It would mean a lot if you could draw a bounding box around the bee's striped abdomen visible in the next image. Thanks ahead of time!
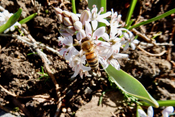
[85,51,98,69]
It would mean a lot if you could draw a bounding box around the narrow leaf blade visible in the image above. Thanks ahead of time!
[0,8,22,33]
[125,0,137,26]
[105,65,159,108]
[19,13,37,24]
[129,8,175,30]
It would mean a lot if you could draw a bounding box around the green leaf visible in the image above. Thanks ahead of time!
[125,0,137,27]
[105,65,159,108]
[0,8,22,33]
[19,13,37,24]
[129,8,175,30]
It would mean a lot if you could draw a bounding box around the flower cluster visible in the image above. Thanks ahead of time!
[0,6,21,33]
[55,5,139,78]
[138,106,174,117]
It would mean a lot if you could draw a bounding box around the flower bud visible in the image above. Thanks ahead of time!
[66,26,76,34]
[63,17,72,26]
[62,11,71,17]
[71,14,79,23]
[54,7,62,14]
[80,10,91,25]
[76,29,86,41]
[57,14,63,24]
[60,24,67,30]
[59,29,72,37]
[73,21,82,31]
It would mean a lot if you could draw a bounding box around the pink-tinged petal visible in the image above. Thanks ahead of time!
[93,27,105,39]
[91,20,98,30]
[147,106,154,117]
[91,5,97,14]
[110,59,120,70]
[101,33,109,41]
[97,18,110,26]
[98,56,109,69]
[64,36,73,45]
[85,21,92,37]
[94,40,110,47]
[76,29,86,41]
[80,10,91,25]
[98,11,111,18]
[138,109,147,117]
[65,47,79,60]
[59,48,67,56]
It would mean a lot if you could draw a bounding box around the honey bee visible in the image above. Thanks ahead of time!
[81,37,99,70]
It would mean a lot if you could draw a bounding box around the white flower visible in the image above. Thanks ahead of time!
[123,31,139,51]
[76,21,106,41]
[58,36,79,60]
[138,106,174,117]
[90,5,111,30]
[94,40,128,70]
[110,9,123,37]
[162,106,174,117]
[69,52,91,78]
[138,106,154,117]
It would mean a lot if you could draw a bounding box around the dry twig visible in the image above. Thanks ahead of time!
[131,28,152,42]
[137,45,167,56]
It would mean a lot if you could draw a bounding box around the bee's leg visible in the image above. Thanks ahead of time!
[91,69,101,77]
[96,69,101,77]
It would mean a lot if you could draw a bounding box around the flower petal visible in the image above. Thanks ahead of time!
[147,106,154,117]
[130,43,136,50]
[93,27,105,39]
[101,33,109,41]
[71,65,80,78]
[85,21,92,37]
[123,42,129,51]
[91,20,98,30]
[98,11,111,19]
[99,56,109,69]
[162,106,174,117]
[76,29,86,41]
[110,59,120,70]
[97,18,110,26]
[138,109,147,117]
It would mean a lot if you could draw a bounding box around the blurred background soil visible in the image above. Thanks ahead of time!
[0,0,175,116]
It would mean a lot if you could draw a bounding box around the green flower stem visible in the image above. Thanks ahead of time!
[71,0,76,14]
[141,100,175,107]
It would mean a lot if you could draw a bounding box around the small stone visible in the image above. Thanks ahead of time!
[84,87,92,94]
[62,108,67,113]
